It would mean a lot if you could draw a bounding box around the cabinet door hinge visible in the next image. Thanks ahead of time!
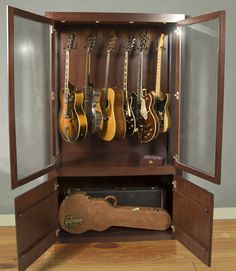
[54,183,59,191]
[172,180,177,189]
[173,154,178,162]
[50,26,56,35]
[174,91,179,100]
[171,225,176,233]
[56,228,60,237]
[51,91,56,101]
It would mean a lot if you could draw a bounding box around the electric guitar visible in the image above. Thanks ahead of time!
[58,34,88,143]
[131,34,159,143]
[151,33,171,133]
[83,34,103,133]
[123,36,137,136]
[98,36,126,141]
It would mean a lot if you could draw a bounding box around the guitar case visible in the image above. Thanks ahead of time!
[59,192,171,234]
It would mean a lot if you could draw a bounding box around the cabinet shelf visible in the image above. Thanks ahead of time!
[57,152,174,177]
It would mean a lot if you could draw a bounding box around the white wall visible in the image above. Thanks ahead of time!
[0,0,236,214]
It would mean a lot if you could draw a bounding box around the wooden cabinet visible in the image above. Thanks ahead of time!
[7,6,225,271]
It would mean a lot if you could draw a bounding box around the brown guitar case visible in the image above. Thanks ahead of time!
[59,192,171,234]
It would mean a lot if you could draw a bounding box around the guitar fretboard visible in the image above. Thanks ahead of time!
[155,34,165,99]
[123,51,129,104]
[137,51,144,106]
[64,50,70,96]
[104,49,111,99]
[84,49,92,113]
[155,48,163,98]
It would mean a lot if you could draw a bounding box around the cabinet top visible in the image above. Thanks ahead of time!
[45,12,185,24]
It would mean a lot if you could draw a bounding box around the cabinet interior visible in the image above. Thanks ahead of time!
[55,21,177,176]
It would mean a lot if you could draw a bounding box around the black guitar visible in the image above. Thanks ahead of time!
[123,36,137,135]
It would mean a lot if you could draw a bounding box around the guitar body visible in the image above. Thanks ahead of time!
[74,89,88,140]
[152,92,171,133]
[124,96,137,135]
[84,86,103,133]
[98,87,117,141]
[132,92,159,143]
[91,89,104,133]
[114,88,126,140]
[58,86,88,143]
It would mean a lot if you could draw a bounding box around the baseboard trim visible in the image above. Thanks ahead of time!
[0,208,236,226]
[213,207,236,219]
[0,214,15,226]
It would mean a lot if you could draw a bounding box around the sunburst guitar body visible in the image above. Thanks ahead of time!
[58,85,88,142]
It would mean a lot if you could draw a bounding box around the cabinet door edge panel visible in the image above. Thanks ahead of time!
[172,176,214,266]
[15,177,58,271]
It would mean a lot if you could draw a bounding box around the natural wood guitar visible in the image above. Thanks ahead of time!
[131,34,159,143]
[59,192,171,234]
[98,36,126,141]
[151,33,171,133]
[123,36,137,136]
[58,33,88,142]
[82,34,103,133]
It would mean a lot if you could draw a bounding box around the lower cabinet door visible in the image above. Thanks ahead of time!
[172,175,214,266]
[15,177,58,271]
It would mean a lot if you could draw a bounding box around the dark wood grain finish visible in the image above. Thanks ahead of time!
[8,6,18,188]
[172,176,214,266]
[46,12,185,23]
[214,11,225,184]
[15,178,58,271]
[9,5,54,24]
[177,10,225,26]
[175,11,225,184]
[51,29,57,158]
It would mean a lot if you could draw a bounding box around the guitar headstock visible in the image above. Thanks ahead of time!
[87,33,96,51]
[139,34,150,52]
[157,33,165,51]
[126,35,136,52]
[66,33,76,50]
[107,35,118,51]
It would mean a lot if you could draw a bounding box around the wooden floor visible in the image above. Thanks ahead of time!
[0,220,236,271]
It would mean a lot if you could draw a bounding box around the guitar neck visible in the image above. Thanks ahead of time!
[104,49,111,98]
[137,51,144,105]
[155,46,163,99]
[84,49,91,88]
[64,50,70,95]
[123,51,129,104]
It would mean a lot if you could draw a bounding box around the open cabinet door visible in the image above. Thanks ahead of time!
[173,11,225,266]
[15,176,58,271]
[174,11,225,184]
[8,6,57,189]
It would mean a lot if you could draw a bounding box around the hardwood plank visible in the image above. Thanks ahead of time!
[0,220,236,271]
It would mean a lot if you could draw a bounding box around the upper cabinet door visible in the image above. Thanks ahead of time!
[175,11,225,184]
[8,6,56,189]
